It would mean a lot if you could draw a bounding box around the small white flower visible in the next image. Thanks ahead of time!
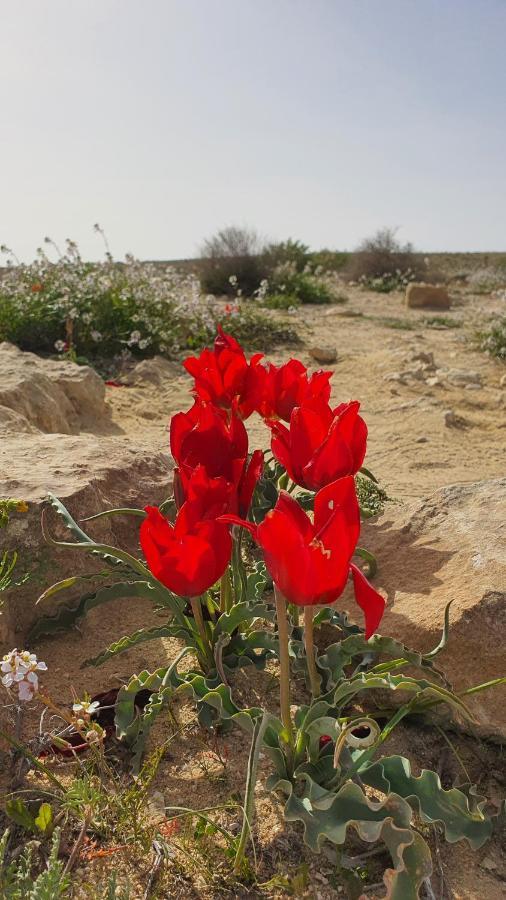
[72,699,100,717]
[228,275,238,286]
[90,330,102,342]
[138,338,149,350]
[54,339,66,352]
[129,330,141,345]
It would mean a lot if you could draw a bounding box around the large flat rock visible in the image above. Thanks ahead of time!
[362,478,506,738]
[0,434,172,645]
[0,342,107,433]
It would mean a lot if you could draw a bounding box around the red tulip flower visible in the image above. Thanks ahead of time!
[170,402,263,517]
[220,476,385,638]
[269,399,367,490]
[258,359,332,422]
[183,326,264,419]
[140,471,233,597]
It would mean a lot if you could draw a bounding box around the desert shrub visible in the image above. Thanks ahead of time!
[467,267,506,293]
[309,248,351,271]
[478,317,506,360]
[347,227,426,289]
[262,292,299,310]
[0,235,296,360]
[219,305,300,349]
[262,238,310,273]
[266,266,333,305]
[198,225,266,296]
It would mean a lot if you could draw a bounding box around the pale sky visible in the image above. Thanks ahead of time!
[1,0,505,261]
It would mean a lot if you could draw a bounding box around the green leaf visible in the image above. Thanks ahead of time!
[29,581,163,640]
[46,492,94,543]
[5,799,36,832]
[353,546,377,578]
[83,622,191,667]
[215,601,274,637]
[360,755,497,849]
[358,465,378,484]
[36,571,113,605]
[276,775,432,899]
[81,507,146,522]
[42,508,150,576]
[34,802,53,834]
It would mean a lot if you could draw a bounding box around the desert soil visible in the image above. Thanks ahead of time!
[20,286,506,898]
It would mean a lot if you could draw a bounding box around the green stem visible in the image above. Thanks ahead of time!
[304,606,321,699]
[233,712,270,874]
[190,595,214,671]
[220,569,233,614]
[274,587,294,751]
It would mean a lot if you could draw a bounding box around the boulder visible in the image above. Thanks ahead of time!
[0,342,107,434]
[123,356,180,387]
[0,434,172,646]
[405,283,451,309]
[361,478,506,738]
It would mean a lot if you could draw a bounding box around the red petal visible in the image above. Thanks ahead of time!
[314,477,360,557]
[350,563,386,639]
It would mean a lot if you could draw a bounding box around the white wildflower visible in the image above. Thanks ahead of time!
[1,649,47,702]
[54,340,66,352]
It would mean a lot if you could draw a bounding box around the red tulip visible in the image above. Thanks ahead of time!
[170,402,263,517]
[269,399,367,490]
[220,477,385,638]
[258,359,332,422]
[140,474,232,596]
[183,326,264,419]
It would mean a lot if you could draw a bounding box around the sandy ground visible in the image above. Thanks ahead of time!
[10,286,506,898]
[104,286,506,504]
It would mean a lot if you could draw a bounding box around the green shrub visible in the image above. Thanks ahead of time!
[262,238,310,273]
[262,292,300,310]
[267,268,332,305]
[478,317,506,360]
[0,236,297,360]
[309,249,351,271]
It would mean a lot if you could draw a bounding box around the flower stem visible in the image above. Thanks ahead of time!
[304,606,321,699]
[274,587,293,749]
[190,596,214,671]
[220,569,233,614]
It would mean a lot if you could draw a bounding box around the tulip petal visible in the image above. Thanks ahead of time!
[350,563,386,639]
[314,477,360,557]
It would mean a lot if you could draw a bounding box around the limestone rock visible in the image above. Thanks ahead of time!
[308,347,338,365]
[0,342,107,434]
[123,356,180,387]
[361,478,506,737]
[405,283,451,310]
[0,434,172,645]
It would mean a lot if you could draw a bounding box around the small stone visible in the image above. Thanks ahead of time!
[444,409,458,428]
[480,855,498,872]
[425,376,443,387]
[464,383,482,391]
[385,373,404,383]
[416,436,429,443]
[309,346,337,365]
[446,368,482,387]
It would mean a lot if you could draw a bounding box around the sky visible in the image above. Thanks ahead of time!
[1,0,505,261]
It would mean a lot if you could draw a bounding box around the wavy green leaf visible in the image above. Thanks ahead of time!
[360,755,498,849]
[81,507,146,522]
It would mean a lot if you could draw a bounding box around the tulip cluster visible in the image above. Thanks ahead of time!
[140,327,385,679]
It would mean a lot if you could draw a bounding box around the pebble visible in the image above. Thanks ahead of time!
[309,346,338,365]
[444,409,459,428]
[446,368,482,387]
[416,436,429,443]
[464,383,482,391]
